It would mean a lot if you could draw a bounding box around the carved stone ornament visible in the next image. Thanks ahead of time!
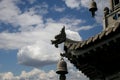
[51,26,66,48]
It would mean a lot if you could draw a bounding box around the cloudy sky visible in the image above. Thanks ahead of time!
[0,0,109,80]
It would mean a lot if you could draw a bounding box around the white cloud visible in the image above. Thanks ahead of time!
[28,2,48,15]
[60,17,82,25]
[0,0,21,24]
[0,19,82,67]
[59,17,84,29]
[66,30,82,41]
[17,27,82,67]
[0,68,89,80]
[28,0,36,4]
[74,25,94,31]
[63,0,109,9]
[53,5,65,12]
[59,18,93,32]
[63,0,90,9]
[0,0,102,80]
[0,0,89,67]
[0,0,46,31]
[63,0,81,9]
[83,0,109,24]
[63,0,110,24]
[17,41,61,67]
[17,11,44,31]
[95,0,109,24]
[18,68,57,80]
[81,0,90,8]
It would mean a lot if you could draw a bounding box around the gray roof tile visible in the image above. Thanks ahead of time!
[64,22,120,50]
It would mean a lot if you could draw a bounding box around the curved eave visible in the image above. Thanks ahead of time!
[64,22,120,52]
[63,22,120,79]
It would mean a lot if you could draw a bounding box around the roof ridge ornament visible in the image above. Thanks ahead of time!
[51,26,66,48]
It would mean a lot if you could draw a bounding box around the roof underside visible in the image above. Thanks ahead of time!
[64,22,120,79]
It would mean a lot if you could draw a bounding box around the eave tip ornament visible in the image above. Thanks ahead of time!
[51,26,66,48]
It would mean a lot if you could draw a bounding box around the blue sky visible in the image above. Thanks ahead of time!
[0,0,109,80]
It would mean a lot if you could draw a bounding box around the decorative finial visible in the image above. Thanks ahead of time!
[51,26,66,48]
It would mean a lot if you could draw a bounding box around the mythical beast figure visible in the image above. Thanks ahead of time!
[51,26,66,48]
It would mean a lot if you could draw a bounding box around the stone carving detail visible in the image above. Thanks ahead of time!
[51,26,66,48]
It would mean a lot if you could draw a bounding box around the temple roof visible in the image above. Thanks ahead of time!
[64,22,120,51]
[63,22,120,79]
